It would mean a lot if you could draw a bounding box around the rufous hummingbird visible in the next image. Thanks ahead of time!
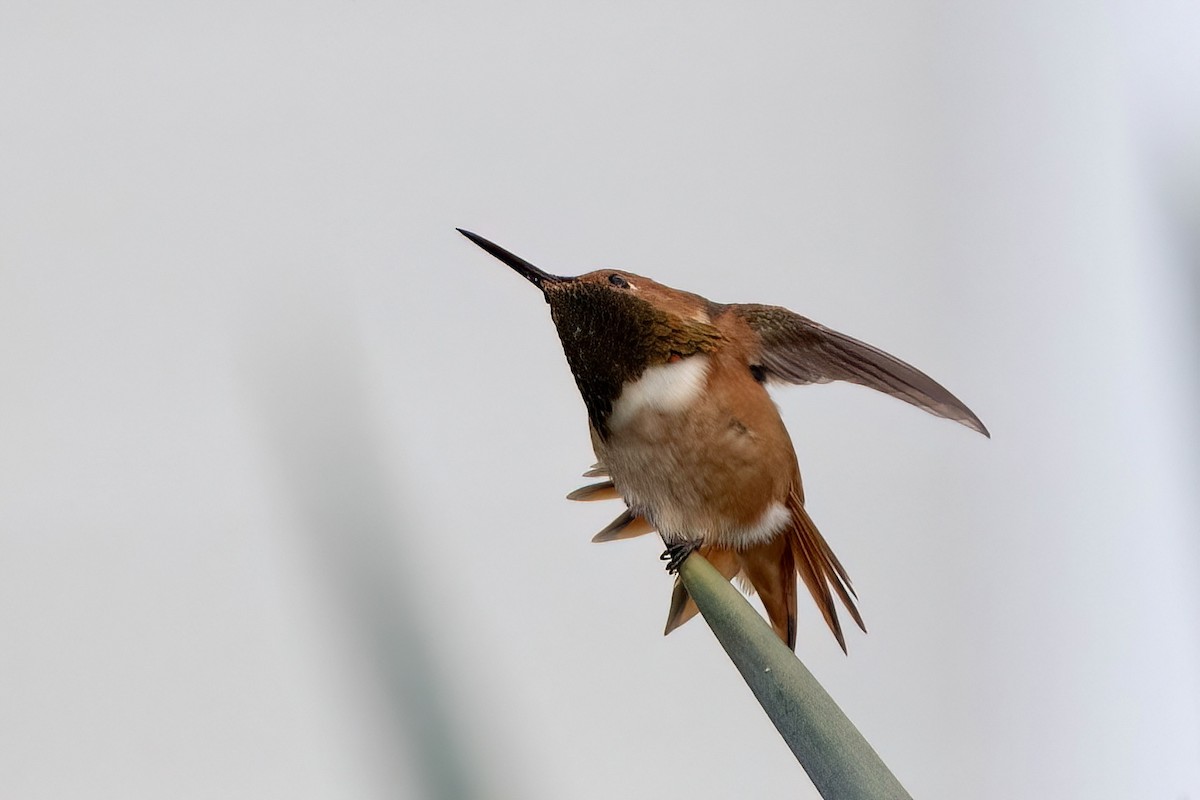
[458,229,988,652]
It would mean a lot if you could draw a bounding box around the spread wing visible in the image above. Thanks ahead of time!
[730,304,989,437]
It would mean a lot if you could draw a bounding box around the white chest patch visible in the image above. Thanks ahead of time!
[609,355,710,431]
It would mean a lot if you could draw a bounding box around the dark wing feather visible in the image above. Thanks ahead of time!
[731,304,989,437]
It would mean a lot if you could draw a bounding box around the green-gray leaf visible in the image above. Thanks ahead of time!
[678,553,913,800]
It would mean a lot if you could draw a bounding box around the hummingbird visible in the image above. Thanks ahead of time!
[458,229,988,652]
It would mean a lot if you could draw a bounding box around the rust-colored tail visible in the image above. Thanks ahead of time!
[662,489,865,652]
[571,472,865,652]
[779,488,865,652]
[736,533,800,648]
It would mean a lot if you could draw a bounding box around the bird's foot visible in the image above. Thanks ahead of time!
[660,540,700,574]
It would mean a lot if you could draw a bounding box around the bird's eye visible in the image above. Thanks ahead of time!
[608,273,631,289]
[749,364,767,383]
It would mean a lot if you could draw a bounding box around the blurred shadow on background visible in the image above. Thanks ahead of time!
[243,295,498,800]
[1171,172,1200,344]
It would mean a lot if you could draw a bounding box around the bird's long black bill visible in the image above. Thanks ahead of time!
[456,229,565,290]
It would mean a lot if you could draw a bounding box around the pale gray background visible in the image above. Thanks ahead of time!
[2,2,1198,799]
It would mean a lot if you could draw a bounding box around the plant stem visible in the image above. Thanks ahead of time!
[678,552,913,800]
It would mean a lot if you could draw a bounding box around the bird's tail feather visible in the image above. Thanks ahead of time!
[572,474,864,652]
[781,488,865,652]
[661,490,865,653]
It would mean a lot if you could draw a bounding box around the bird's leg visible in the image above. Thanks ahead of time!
[660,539,700,574]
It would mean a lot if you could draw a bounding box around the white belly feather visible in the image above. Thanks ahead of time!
[609,355,710,431]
